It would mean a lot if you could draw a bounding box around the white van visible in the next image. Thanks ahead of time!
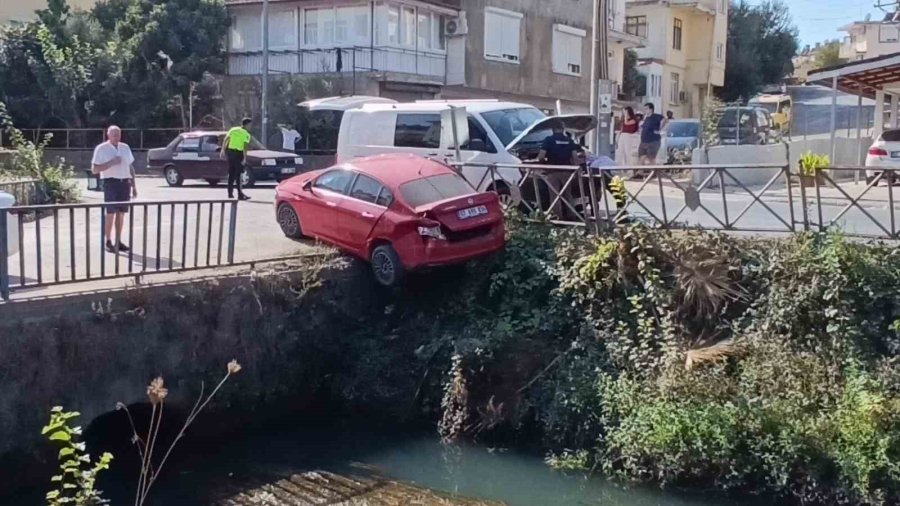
[336,100,596,205]
[0,190,17,257]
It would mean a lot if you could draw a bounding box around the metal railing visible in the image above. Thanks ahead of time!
[0,128,184,151]
[0,199,239,300]
[457,161,900,240]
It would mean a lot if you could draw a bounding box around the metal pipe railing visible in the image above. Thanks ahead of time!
[0,199,239,300]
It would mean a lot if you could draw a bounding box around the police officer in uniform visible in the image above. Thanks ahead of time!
[535,119,582,217]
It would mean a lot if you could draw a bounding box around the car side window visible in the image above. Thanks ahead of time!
[313,169,354,194]
[177,138,200,153]
[349,174,384,204]
[376,187,394,207]
[461,118,497,153]
[200,135,221,152]
[394,113,441,149]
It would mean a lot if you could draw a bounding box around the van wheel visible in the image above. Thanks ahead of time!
[493,183,520,211]
[371,244,405,287]
[866,175,878,186]
[164,166,183,187]
[277,203,303,238]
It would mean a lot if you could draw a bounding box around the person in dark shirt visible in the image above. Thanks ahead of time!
[538,121,580,166]
[638,103,664,165]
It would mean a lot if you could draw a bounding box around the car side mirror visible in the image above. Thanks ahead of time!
[303,180,312,191]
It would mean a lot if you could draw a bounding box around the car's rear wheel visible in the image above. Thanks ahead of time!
[164,166,183,187]
[371,244,405,287]
[205,179,220,187]
[276,202,303,238]
[240,170,255,188]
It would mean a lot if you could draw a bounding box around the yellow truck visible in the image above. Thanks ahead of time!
[749,94,792,135]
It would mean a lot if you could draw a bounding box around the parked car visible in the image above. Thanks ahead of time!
[275,154,506,287]
[665,119,701,164]
[749,93,792,133]
[0,190,17,257]
[716,107,775,145]
[336,100,596,206]
[148,131,305,188]
[865,128,900,185]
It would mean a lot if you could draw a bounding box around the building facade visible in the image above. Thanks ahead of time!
[0,0,98,24]
[224,0,642,113]
[625,0,727,118]
[839,14,900,62]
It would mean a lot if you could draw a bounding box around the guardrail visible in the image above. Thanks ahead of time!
[456,161,900,240]
[0,128,184,151]
[0,199,239,300]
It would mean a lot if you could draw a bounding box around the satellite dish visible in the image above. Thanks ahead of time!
[865,13,872,21]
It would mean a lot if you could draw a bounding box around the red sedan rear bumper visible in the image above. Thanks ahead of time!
[401,222,506,270]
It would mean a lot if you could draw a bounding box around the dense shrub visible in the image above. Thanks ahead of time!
[430,219,900,505]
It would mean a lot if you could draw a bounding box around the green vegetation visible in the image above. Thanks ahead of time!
[417,218,900,505]
[815,40,847,70]
[43,407,113,505]
[0,0,229,129]
[799,151,830,177]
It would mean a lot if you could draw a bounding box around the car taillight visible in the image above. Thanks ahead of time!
[417,220,445,240]
[869,147,888,156]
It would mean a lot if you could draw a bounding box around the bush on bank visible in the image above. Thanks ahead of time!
[431,216,900,505]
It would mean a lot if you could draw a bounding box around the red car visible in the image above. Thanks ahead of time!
[275,154,506,286]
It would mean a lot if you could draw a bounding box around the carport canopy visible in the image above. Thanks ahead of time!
[807,52,900,98]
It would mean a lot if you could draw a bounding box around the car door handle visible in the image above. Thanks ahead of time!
[361,211,374,218]
[326,202,338,207]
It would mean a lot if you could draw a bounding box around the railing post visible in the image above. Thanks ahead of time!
[227,201,238,264]
[0,211,9,301]
[798,166,810,231]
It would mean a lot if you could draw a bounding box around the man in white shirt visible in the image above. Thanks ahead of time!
[280,125,301,152]
[91,125,137,253]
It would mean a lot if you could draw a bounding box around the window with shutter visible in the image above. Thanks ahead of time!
[484,7,523,63]
[552,24,585,76]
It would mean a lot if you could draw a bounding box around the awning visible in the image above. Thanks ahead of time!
[807,52,900,98]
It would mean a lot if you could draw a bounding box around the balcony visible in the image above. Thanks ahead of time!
[228,46,446,81]
[670,0,719,14]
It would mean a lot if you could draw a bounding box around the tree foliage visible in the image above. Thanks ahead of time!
[815,40,847,70]
[621,49,644,100]
[721,0,799,102]
[0,0,229,129]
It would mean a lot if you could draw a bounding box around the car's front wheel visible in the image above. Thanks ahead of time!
[240,169,255,188]
[371,244,405,287]
[276,202,303,238]
[164,166,183,187]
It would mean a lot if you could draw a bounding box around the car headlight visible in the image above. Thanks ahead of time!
[262,159,276,166]
[294,157,303,165]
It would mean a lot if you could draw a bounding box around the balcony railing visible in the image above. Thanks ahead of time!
[228,45,447,81]
[670,0,719,12]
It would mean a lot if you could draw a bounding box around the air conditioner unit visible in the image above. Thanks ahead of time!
[444,13,469,37]
[679,91,689,104]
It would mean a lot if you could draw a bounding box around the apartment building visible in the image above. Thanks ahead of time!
[839,13,900,62]
[224,0,642,113]
[0,0,98,24]
[625,0,727,118]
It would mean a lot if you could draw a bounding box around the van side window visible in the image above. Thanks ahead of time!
[461,118,497,153]
[395,114,442,149]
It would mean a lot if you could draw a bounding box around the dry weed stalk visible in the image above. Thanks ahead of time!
[685,339,738,370]
[117,360,242,506]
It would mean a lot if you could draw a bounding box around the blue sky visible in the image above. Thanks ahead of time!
[741,0,888,47]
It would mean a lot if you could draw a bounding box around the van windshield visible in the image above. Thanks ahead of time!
[751,102,778,114]
[481,108,547,147]
[400,174,475,208]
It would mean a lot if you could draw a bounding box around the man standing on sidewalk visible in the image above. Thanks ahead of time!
[221,118,252,200]
[638,103,664,165]
[91,125,137,253]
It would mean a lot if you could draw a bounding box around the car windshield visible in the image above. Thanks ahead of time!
[480,108,547,147]
[667,122,699,138]
[883,130,900,142]
[400,174,474,208]
[249,137,266,150]
[718,110,753,127]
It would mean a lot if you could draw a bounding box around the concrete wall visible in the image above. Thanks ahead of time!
[692,137,872,187]
[454,0,593,109]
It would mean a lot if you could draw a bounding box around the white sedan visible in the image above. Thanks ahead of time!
[865,129,900,185]
[0,190,17,256]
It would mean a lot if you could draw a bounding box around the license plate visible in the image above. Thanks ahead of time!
[280,167,296,174]
[457,205,488,220]
[891,152,900,158]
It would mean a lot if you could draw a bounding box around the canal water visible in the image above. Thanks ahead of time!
[3,421,776,505]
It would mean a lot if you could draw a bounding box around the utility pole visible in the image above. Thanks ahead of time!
[261,0,270,147]
[589,0,613,156]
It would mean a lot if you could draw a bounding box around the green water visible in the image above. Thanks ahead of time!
[4,422,776,505]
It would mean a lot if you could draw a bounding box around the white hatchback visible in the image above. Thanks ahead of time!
[0,190,17,256]
[865,129,900,184]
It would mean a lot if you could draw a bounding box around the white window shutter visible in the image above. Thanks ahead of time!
[485,12,502,58]
[501,15,520,60]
